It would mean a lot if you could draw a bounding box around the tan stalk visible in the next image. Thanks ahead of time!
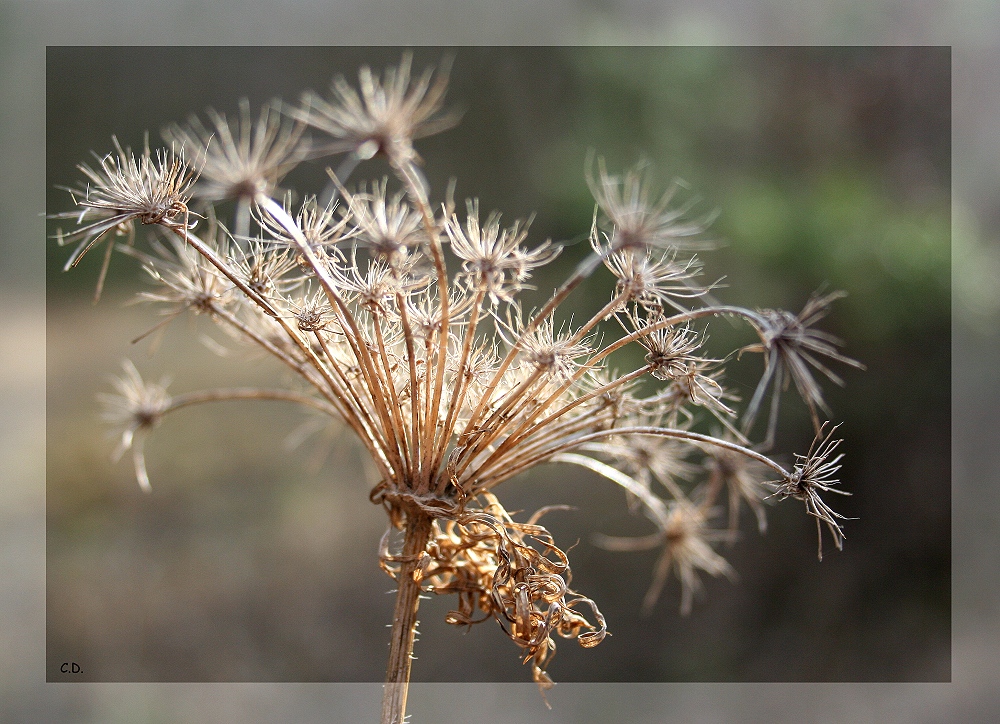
[469,413,622,489]
[381,507,433,724]
[256,195,403,479]
[478,426,790,492]
[474,365,654,474]
[452,367,545,476]
[395,291,423,479]
[567,293,628,345]
[167,388,339,416]
[392,160,450,494]
[371,311,413,477]
[311,329,396,473]
[431,289,486,494]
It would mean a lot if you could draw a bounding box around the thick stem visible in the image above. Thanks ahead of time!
[382,508,433,724]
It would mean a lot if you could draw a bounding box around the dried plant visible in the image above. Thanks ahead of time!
[52,54,863,724]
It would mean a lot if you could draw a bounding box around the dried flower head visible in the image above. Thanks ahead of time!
[163,99,307,205]
[127,227,232,326]
[500,313,594,382]
[346,179,428,266]
[332,252,429,313]
[767,423,852,560]
[98,361,172,493]
[228,237,300,299]
[54,56,863,724]
[596,495,735,616]
[627,312,705,382]
[446,201,558,305]
[742,289,866,443]
[587,156,712,253]
[297,53,457,168]
[608,248,705,309]
[701,432,771,535]
[283,285,336,333]
[53,138,199,300]
[402,285,472,341]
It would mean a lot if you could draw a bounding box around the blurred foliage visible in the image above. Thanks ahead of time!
[47,47,949,683]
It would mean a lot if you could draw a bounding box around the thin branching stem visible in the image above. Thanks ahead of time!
[479,426,790,491]
[167,388,339,416]
[394,160,450,494]
[568,292,628,345]
[395,291,423,478]
[476,365,653,474]
[454,368,545,475]
[431,289,486,493]
[372,310,413,476]
[311,329,396,476]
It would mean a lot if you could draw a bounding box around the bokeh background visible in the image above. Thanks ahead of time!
[44,45,950,686]
[2,3,998,723]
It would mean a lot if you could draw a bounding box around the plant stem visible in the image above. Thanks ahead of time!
[382,507,433,724]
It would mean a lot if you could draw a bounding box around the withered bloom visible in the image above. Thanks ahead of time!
[767,424,853,561]
[98,361,171,493]
[742,289,866,444]
[53,138,199,300]
[163,99,308,205]
[55,56,862,724]
[296,52,458,168]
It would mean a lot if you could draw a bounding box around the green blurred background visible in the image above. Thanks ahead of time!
[45,46,950,686]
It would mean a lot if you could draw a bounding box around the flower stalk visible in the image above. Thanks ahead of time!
[382,507,433,724]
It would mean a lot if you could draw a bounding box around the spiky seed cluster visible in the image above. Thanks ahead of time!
[98,361,172,493]
[741,290,867,444]
[587,156,711,253]
[447,201,559,305]
[163,99,308,204]
[229,237,299,298]
[53,138,199,300]
[55,56,861,696]
[767,423,853,560]
[604,247,708,312]
[127,226,235,322]
[347,179,428,266]
[295,51,457,167]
